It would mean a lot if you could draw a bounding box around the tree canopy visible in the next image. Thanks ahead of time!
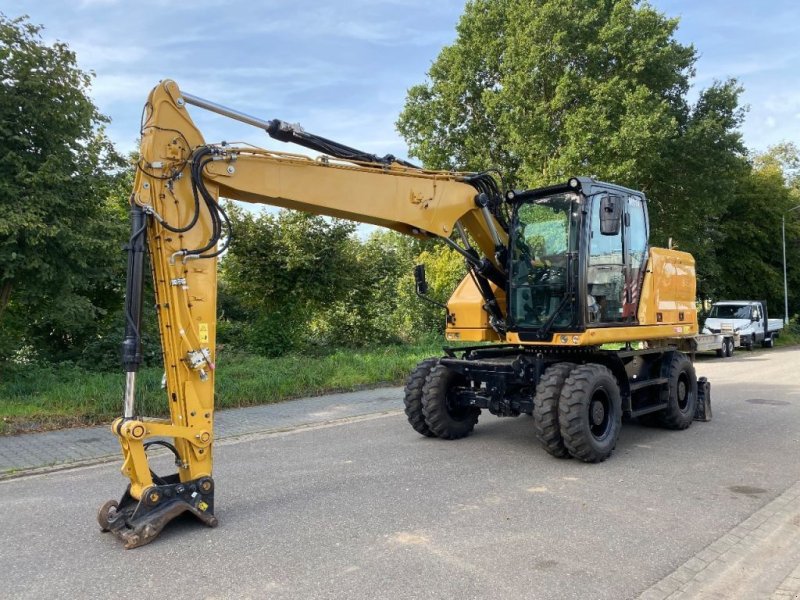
[396,0,786,311]
[0,14,125,362]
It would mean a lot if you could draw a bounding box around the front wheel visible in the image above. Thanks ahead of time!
[558,364,622,463]
[421,364,480,440]
[533,362,575,458]
[656,353,697,430]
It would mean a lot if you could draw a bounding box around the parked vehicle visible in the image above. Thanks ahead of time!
[702,300,783,350]
[691,327,739,358]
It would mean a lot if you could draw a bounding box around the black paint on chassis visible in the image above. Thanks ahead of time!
[437,343,708,423]
[98,474,218,549]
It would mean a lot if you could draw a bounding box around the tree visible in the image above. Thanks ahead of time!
[391,241,466,338]
[397,0,697,187]
[397,0,749,303]
[713,145,800,317]
[219,207,359,355]
[0,14,125,363]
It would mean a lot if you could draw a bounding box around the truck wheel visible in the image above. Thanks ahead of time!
[656,353,697,430]
[533,363,575,458]
[726,338,734,357]
[761,336,774,348]
[747,334,756,350]
[716,341,725,358]
[558,364,622,463]
[421,364,480,440]
[403,358,439,437]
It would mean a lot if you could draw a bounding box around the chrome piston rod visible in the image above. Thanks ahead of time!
[123,372,136,419]
[180,92,273,130]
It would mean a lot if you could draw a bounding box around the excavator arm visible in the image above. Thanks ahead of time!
[99,80,509,548]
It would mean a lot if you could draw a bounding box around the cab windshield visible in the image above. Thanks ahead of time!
[509,193,580,330]
[708,305,750,319]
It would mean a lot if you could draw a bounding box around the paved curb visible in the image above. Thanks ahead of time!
[637,480,800,599]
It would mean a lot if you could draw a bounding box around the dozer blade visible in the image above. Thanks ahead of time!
[98,474,218,549]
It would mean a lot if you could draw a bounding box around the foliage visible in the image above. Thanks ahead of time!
[397,0,754,306]
[397,0,697,186]
[220,207,361,355]
[0,14,126,364]
[391,242,466,336]
[219,207,461,356]
[712,145,800,315]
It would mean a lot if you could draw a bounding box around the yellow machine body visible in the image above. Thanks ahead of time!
[100,79,703,548]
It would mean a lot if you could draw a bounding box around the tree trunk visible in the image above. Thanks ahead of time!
[0,281,11,321]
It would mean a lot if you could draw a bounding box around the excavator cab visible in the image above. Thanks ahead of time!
[495,177,660,346]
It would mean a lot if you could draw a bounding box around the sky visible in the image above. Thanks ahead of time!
[5,0,800,172]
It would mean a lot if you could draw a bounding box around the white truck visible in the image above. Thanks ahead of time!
[702,300,783,353]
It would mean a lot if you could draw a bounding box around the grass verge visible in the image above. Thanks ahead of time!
[775,320,800,348]
[0,342,443,435]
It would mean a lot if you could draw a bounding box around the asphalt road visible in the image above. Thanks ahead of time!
[1,347,799,599]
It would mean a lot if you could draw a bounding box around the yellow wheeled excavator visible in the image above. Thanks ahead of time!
[98,80,710,548]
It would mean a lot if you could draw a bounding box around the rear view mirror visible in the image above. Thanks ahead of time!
[414,264,428,295]
[600,194,622,236]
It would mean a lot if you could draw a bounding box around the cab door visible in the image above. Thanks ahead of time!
[623,194,648,322]
[587,193,626,324]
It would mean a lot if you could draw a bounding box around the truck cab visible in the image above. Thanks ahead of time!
[703,300,783,349]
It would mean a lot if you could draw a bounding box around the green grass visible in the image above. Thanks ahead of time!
[0,342,443,435]
[775,323,800,348]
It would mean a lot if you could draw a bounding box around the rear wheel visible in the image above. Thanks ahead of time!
[558,364,622,463]
[403,358,439,437]
[726,338,734,357]
[655,353,697,430]
[532,362,575,458]
[421,364,480,440]
[762,336,774,348]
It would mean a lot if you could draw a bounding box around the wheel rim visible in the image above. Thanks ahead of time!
[588,388,612,440]
[677,374,689,411]
[445,382,473,421]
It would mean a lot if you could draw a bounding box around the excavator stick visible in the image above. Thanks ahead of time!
[98,474,217,549]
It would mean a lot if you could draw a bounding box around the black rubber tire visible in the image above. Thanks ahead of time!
[532,362,575,458]
[762,336,774,348]
[403,358,439,437]
[747,334,756,351]
[558,364,622,463]
[656,352,697,430]
[716,344,724,358]
[726,338,734,357]
[421,364,480,440]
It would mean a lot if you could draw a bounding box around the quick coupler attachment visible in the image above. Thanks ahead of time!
[98,474,217,549]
